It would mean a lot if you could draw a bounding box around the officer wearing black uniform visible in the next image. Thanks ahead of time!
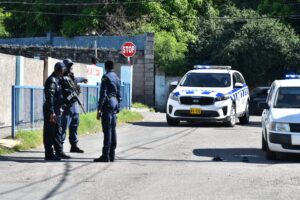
[94,61,121,162]
[43,62,66,161]
[61,59,87,153]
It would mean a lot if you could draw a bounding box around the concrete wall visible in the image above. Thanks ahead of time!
[24,57,44,86]
[155,69,181,112]
[0,53,16,128]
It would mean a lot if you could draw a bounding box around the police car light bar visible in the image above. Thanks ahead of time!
[285,74,300,79]
[194,65,232,70]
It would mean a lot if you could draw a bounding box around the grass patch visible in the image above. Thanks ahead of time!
[132,102,149,109]
[118,109,143,124]
[132,102,155,112]
[0,147,15,154]
[0,109,143,155]
[13,130,43,151]
[78,111,102,135]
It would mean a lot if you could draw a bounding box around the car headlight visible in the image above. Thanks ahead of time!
[215,95,230,102]
[270,122,290,132]
[169,92,179,101]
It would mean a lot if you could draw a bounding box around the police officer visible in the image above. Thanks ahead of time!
[44,62,67,161]
[94,60,121,162]
[61,59,87,153]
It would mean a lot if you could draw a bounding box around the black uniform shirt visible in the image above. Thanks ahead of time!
[44,73,63,114]
[98,71,121,111]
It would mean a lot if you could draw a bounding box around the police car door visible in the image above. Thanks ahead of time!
[233,72,247,115]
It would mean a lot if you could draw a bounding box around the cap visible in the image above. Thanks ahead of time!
[63,58,74,68]
[54,62,66,71]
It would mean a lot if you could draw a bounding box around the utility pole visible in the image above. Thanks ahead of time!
[92,30,106,59]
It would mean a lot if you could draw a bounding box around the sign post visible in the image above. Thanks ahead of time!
[121,42,136,65]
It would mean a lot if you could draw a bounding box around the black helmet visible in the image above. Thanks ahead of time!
[54,62,65,71]
[63,58,73,68]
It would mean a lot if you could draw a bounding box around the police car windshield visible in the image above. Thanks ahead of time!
[180,73,231,88]
[274,87,300,108]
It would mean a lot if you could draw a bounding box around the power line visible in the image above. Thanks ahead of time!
[4,9,300,20]
[0,0,163,6]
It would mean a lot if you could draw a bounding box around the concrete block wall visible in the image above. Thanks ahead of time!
[0,53,16,128]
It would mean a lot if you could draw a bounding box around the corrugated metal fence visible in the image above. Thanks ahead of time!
[11,83,131,138]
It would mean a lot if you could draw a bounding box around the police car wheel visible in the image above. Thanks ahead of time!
[239,102,250,124]
[225,105,236,127]
[166,114,180,126]
[262,133,267,151]
[266,141,277,160]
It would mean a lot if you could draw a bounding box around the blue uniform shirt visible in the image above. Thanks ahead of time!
[98,70,121,112]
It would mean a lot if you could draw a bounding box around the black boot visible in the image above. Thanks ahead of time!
[110,152,115,162]
[56,152,71,159]
[94,155,109,162]
[45,154,61,161]
[70,144,84,153]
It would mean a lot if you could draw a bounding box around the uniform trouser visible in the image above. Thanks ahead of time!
[61,111,79,146]
[101,110,117,159]
[43,112,63,157]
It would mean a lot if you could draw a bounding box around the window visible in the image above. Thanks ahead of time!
[233,72,245,84]
[180,73,231,88]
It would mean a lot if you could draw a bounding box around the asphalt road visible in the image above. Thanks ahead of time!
[1,112,300,200]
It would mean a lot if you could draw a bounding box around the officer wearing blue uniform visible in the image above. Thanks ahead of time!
[43,62,66,161]
[94,61,121,162]
[61,59,87,154]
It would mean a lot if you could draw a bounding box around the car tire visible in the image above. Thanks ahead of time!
[166,114,180,126]
[225,104,236,127]
[262,133,267,151]
[239,102,250,124]
[266,141,277,160]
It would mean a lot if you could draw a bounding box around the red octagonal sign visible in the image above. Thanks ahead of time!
[121,42,136,57]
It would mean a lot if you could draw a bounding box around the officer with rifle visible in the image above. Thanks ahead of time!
[61,59,88,154]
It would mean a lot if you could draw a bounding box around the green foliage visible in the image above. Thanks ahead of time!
[189,4,300,86]
[155,31,188,75]
[1,0,300,82]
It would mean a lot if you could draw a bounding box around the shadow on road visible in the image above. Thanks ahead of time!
[240,121,261,128]
[117,158,207,163]
[193,148,300,164]
[130,121,170,127]
[131,121,261,128]
[0,155,95,163]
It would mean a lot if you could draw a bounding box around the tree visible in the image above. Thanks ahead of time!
[188,4,300,86]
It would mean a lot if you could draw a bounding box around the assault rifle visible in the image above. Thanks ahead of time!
[64,77,87,114]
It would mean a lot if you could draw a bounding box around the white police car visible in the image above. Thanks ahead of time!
[166,66,250,127]
[261,77,300,160]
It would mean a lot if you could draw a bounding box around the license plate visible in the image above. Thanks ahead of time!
[190,108,201,115]
[292,135,300,145]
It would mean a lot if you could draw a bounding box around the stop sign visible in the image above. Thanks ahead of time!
[121,42,136,57]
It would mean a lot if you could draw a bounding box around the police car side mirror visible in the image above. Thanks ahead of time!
[234,83,243,88]
[170,81,179,86]
[169,81,179,93]
[259,102,269,110]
